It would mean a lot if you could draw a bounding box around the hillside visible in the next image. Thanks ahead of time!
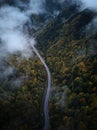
[35,8,97,130]
[0,1,97,130]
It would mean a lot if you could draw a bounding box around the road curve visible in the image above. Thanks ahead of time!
[32,45,51,130]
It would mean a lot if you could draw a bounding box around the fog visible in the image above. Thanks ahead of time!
[1,0,96,84]
[0,0,68,85]
[80,0,97,11]
[0,5,36,59]
[0,0,66,58]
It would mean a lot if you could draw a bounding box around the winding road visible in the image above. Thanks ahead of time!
[32,45,51,130]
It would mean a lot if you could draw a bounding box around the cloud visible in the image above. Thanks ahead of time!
[0,4,36,84]
[0,0,67,59]
[0,0,67,85]
[0,5,35,58]
[28,0,46,15]
[80,0,97,11]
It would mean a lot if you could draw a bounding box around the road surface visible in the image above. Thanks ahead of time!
[32,45,51,130]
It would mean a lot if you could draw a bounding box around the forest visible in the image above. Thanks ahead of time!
[0,0,97,130]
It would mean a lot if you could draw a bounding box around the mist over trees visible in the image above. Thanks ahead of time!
[0,0,97,130]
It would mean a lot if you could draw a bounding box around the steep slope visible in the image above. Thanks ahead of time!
[35,4,79,50]
[0,2,97,130]
[36,8,97,130]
